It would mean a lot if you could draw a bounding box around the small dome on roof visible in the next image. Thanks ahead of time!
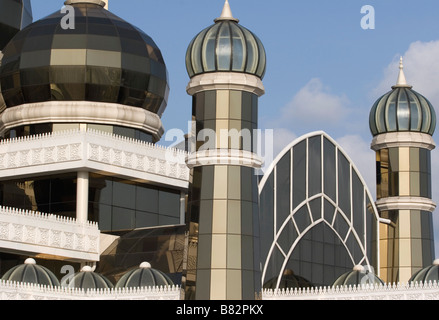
[263,269,314,290]
[409,259,439,283]
[61,265,114,289]
[1,258,60,287]
[186,0,266,79]
[115,262,174,289]
[369,57,436,137]
[333,265,384,287]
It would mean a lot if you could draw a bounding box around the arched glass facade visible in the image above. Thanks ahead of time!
[259,132,380,289]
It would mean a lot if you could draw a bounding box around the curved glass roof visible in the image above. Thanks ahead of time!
[0,0,32,50]
[186,20,266,79]
[259,131,380,289]
[1,258,60,287]
[369,87,436,136]
[115,262,174,289]
[0,2,169,116]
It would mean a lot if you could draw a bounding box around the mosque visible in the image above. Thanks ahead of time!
[0,0,437,300]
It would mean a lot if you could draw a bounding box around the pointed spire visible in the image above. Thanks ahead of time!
[215,0,240,23]
[394,56,411,88]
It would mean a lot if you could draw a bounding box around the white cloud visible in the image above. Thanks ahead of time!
[279,78,352,129]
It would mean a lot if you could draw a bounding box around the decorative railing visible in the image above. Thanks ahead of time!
[0,206,100,262]
[0,280,181,300]
[0,129,190,188]
[262,281,439,300]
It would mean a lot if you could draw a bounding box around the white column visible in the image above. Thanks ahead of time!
[76,171,89,223]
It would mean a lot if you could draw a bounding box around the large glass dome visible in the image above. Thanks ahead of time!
[0,0,32,50]
[0,0,169,116]
[61,266,114,289]
[185,1,266,79]
[333,265,384,287]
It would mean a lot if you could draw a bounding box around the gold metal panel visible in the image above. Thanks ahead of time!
[399,172,410,196]
[211,234,227,269]
[50,49,86,65]
[399,147,410,172]
[210,269,227,300]
[227,235,242,269]
[216,90,230,119]
[226,270,242,300]
[212,200,227,234]
[86,49,121,68]
[227,200,241,234]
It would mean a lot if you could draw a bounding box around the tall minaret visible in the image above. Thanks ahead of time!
[183,0,266,300]
[370,58,437,283]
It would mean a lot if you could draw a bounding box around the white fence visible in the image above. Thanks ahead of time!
[262,281,439,300]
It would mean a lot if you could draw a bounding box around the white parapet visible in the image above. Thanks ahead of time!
[0,129,190,189]
[0,206,100,262]
[0,280,181,300]
[262,281,439,300]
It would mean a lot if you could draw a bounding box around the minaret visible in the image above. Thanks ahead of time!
[370,58,437,283]
[183,0,266,300]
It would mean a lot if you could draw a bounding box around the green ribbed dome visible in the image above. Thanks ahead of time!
[1,258,60,287]
[61,266,114,289]
[333,265,384,287]
[115,262,174,288]
[185,0,266,79]
[409,260,439,283]
[369,58,436,137]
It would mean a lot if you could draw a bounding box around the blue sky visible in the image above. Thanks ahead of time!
[32,0,439,258]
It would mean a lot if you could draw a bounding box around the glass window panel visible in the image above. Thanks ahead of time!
[309,197,322,221]
[324,199,335,224]
[407,90,422,131]
[397,89,410,130]
[20,50,51,68]
[352,171,364,236]
[255,36,266,78]
[217,22,231,71]
[308,136,322,197]
[323,138,336,201]
[294,205,311,234]
[388,148,399,173]
[338,151,351,215]
[260,173,274,260]
[385,90,399,131]
[239,26,258,74]
[52,34,87,49]
[420,97,432,133]
[112,207,135,230]
[277,151,291,231]
[159,189,181,217]
[277,219,297,254]
[112,179,136,209]
[202,23,220,72]
[231,24,246,71]
[136,184,159,213]
[293,142,306,209]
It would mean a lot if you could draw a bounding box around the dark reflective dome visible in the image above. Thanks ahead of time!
[61,266,114,289]
[0,1,169,116]
[409,260,439,283]
[369,86,436,137]
[1,258,60,286]
[186,19,266,79]
[0,0,32,50]
[115,262,174,289]
[333,265,384,287]
[263,269,314,290]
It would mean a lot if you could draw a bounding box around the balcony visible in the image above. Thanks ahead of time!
[0,129,190,189]
[0,206,100,262]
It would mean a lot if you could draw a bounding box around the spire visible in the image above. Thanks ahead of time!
[394,56,411,88]
[215,0,239,23]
